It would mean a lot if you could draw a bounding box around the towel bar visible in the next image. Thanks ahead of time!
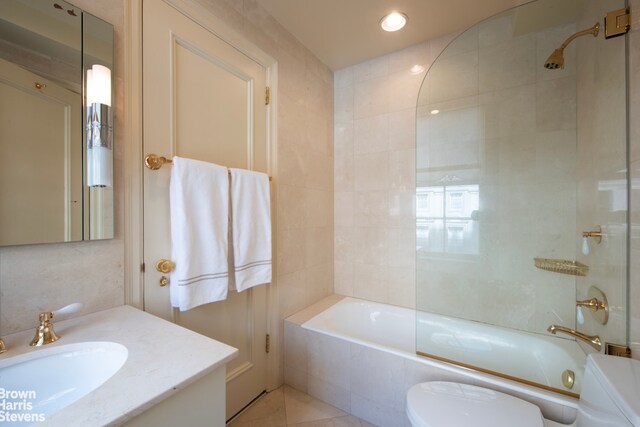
[144,153,272,181]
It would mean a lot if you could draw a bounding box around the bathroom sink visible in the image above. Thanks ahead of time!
[0,341,128,424]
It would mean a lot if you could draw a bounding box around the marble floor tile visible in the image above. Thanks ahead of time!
[230,387,287,427]
[228,386,374,427]
[284,385,348,424]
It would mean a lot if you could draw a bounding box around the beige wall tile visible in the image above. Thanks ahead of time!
[335,122,354,158]
[279,270,308,319]
[354,77,391,119]
[354,152,390,191]
[279,185,308,229]
[334,261,354,297]
[335,155,355,191]
[278,228,307,276]
[388,42,430,74]
[334,39,457,308]
[353,56,389,83]
[355,115,389,154]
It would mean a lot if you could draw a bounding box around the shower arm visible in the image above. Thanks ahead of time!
[557,22,600,52]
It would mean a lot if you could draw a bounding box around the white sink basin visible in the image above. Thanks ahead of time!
[0,341,128,425]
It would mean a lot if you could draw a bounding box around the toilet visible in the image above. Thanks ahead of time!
[406,354,640,427]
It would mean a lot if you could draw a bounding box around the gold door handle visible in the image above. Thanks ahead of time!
[155,259,175,274]
[159,276,169,287]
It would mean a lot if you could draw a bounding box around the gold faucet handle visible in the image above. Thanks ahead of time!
[577,286,609,325]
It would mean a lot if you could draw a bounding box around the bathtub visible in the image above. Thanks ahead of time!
[284,295,582,427]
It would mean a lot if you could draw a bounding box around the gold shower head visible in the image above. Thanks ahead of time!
[544,48,565,70]
[544,22,599,70]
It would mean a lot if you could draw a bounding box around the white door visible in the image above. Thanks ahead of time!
[142,0,270,420]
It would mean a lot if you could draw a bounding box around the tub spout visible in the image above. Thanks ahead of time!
[547,325,601,351]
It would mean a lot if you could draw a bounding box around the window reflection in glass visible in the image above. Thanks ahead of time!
[416,184,479,255]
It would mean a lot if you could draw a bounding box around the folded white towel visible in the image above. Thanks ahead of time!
[229,168,272,292]
[170,156,229,311]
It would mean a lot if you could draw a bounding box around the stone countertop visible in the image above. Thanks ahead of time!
[0,305,238,426]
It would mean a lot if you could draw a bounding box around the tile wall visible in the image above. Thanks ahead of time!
[333,36,455,309]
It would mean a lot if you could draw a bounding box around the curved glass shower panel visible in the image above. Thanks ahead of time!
[416,0,628,396]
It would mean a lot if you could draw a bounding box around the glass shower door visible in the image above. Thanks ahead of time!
[415,0,628,395]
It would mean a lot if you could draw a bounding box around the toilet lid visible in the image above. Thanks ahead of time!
[406,382,545,427]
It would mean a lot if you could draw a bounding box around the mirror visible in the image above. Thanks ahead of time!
[0,0,114,246]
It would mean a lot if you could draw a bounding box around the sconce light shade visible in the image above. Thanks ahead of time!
[87,64,111,106]
[86,64,112,188]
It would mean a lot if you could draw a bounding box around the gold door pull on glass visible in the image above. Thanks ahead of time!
[155,259,175,273]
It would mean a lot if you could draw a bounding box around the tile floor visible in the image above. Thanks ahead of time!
[228,386,376,427]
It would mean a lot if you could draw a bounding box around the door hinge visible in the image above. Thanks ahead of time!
[141,263,145,273]
[265,334,270,353]
[265,86,270,106]
[605,8,630,39]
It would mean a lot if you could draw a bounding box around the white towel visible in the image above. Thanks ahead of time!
[170,156,229,311]
[229,168,272,292]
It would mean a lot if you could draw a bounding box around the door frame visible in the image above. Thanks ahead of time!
[124,0,280,390]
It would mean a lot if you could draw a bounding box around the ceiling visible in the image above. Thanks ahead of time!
[256,0,532,70]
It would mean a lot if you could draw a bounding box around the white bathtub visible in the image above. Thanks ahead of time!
[284,296,582,427]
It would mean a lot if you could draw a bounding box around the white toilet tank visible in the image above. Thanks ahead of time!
[576,354,640,427]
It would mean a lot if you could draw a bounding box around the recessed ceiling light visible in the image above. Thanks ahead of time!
[380,12,407,32]
[430,109,440,115]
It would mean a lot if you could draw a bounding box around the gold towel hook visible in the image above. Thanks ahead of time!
[144,153,173,170]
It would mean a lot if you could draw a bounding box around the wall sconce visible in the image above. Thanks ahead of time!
[86,64,112,188]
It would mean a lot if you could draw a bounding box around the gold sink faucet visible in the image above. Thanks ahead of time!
[28,303,82,347]
[547,324,601,351]
[30,312,60,347]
